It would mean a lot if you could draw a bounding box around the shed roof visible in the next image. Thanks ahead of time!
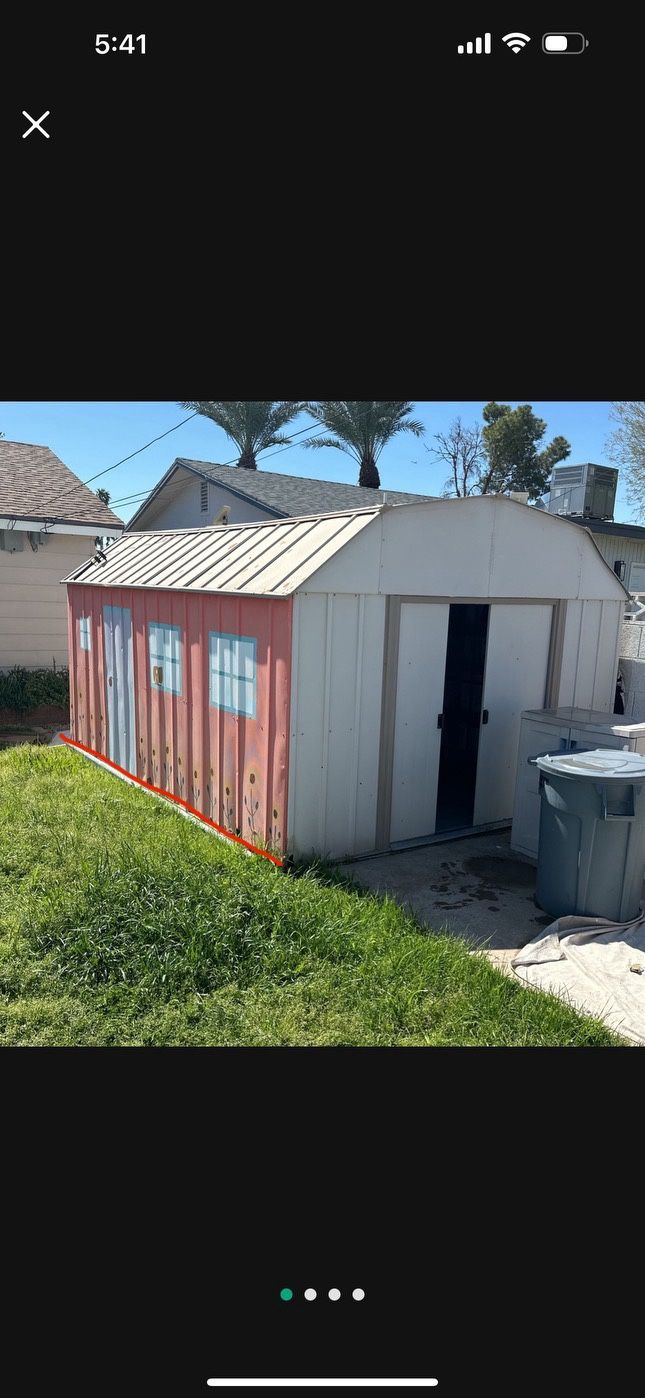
[63,507,381,597]
[63,496,630,602]
[0,440,124,529]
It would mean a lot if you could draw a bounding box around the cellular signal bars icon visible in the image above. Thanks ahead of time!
[457,34,491,54]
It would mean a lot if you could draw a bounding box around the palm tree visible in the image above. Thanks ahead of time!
[180,401,303,470]
[303,402,425,488]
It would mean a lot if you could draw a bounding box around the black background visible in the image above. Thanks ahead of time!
[4,1048,644,1397]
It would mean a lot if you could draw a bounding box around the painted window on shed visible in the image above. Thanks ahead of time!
[209,632,256,718]
[79,616,92,651]
[148,622,182,695]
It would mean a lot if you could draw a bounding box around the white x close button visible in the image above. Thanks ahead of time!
[22,111,50,139]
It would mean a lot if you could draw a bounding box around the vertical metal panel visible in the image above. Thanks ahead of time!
[555,597,622,713]
[375,597,401,850]
[103,603,136,773]
[389,602,450,843]
[574,600,602,707]
[473,604,553,826]
[324,596,358,855]
[67,583,291,852]
[289,594,327,854]
[557,601,582,706]
[289,592,386,858]
[592,599,622,711]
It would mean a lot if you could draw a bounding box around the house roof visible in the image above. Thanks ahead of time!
[570,517,645,542]
[64,507,382,597]
[126,457,436,528]
[0,441,124,529]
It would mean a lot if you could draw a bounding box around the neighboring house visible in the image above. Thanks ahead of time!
[125,457,436,531]
[0,441,123,670]
[64,496,627,861]
[545,463,645,593]
[570,519,645,593]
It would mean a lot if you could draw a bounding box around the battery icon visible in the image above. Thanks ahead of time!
[542,33,588,53]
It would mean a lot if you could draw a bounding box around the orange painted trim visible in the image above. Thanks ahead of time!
[58,733,284,867]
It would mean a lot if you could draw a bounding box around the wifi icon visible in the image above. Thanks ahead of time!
[502,32,531,52]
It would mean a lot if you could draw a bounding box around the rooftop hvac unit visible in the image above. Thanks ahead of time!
[509,491,530,504]
[547,463,618,520]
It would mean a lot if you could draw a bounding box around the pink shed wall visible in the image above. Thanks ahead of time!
[66,584,293,854]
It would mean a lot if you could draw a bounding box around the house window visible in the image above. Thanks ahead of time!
[614,560,626,580]
[209,632,256,718]
[79,616,92,651]
[200,481,209,512]
[148,622,182,694]
[629,563,645,593]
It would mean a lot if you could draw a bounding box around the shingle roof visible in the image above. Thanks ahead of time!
[128,457,436,527]
[571,517,645,540]
[64,508,382,597]
[0,441,124,529]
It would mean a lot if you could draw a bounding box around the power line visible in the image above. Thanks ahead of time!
[34,411,199,522]
[26,402,407,525]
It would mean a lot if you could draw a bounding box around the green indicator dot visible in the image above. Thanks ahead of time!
[280,1287,293,1301]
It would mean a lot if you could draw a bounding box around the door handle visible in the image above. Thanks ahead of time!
[437,713,443,729]
[482,709,489,724]
[108,676,112,687]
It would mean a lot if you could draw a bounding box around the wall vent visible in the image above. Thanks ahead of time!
[200,481,209,513]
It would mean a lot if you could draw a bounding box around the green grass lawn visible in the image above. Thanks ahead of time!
[0,745,620,1046]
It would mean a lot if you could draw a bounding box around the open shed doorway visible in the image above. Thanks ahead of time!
[435,604,489,833]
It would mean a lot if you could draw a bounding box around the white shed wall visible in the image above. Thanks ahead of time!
[288,592,386,859]
[376,498,626,601]
[555,599,623,710]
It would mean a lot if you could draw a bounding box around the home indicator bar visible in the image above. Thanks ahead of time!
[206,1382,439,1389]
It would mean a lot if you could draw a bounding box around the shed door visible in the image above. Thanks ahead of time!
[103,604,137,774]
[473,604,553,826]
[390,602,450,843]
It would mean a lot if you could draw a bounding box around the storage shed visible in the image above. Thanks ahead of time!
[63,498,629,860]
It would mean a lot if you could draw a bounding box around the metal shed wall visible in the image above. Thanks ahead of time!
[554,599,623,710]
[287,499,628,861]
[287,592,386,859]
[67,583,292,852]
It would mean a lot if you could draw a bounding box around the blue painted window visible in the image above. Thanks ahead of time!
[209,632,256,718]
[148,622,182,695]
[79,616,91,651]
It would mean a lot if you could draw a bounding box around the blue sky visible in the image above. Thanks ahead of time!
[0,400,627,524]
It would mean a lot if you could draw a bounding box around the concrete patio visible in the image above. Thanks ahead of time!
[343,829,550,962]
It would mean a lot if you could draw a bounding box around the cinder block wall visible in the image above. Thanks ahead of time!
[620,620,645,660]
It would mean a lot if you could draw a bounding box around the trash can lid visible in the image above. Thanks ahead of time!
[536,748,645,781]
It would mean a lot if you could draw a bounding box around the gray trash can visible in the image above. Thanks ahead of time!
[534,748,645,922]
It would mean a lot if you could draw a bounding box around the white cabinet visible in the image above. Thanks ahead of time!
[511,708,645,859]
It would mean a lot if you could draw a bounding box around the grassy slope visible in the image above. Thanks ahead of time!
[0,746,618,1046]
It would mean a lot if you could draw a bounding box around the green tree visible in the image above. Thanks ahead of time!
[303,402,424,488]
[607,402,645,516]
[96,488,111,505]
[478,402,570,500]
[180,401,303,470]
